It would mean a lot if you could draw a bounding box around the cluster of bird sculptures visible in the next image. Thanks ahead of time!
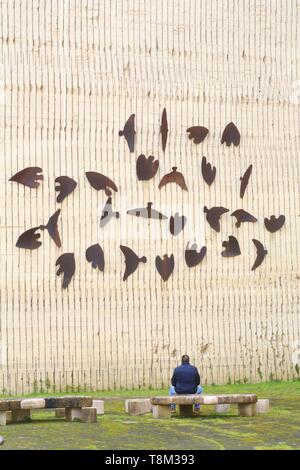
[10,111,285,288]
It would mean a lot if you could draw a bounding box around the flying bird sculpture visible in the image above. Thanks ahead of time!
[119,114,135,153]
[155,254,174,281]
[9,167,43,188]
[120,245,147,281]
[158,167,188,191]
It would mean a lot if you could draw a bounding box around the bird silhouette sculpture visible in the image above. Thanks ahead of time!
[201,156,216,186]
[240,165,252,198]
[136,154,159,181]
[231,209,257,228]
[187,126,209,144]
[119,114,135,153]
[158,167,188,191]
[85,172,118,197]
[56,253,75,289]
[9,167,43,188]
[185,243,207,268]
[221,122,240,146]
[127,202,167,220]
[221,236,241,257]
[16,227,42,250]
[40,209,61,248]
[155,254,174,281]
[264,215,285,233]
[86,244,105,271]
[251,239,268,271]
[204,206,229,232]
[55,176,77,203]
[120,245,147,281]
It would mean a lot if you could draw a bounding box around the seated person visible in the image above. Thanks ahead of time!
[170,354,203,411]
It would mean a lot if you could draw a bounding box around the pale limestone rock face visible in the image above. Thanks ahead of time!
[0,1,299,394]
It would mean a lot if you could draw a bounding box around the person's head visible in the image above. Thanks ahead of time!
[181,354,190,364]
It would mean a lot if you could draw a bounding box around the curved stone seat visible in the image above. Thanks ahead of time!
[151,394,257,405]
[151,394,258,418]
[0,396,95,425]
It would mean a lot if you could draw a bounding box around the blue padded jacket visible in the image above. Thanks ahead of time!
[171,363,201,394]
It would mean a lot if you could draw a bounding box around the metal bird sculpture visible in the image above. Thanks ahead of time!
[16,227,42,250]
[55,176,77,203]
[127,202,167,220]
[221,236,241,257]
[155,254,174,281]
[187,126,209,144]
[85,172,118,197]
[40,209,61,248]
[221,122,240,146]
[119,114,135,153]
[231,209,257,228]
[251,239,268,271]
[160,108,168,152]
[201,156,216,186]
[136,154,159,181]
[204,206,229,232]
[158,167,188,191]
[240,165,252,198]
[9,167,43,188]
[120,245,147,281]
[56,253,75,289]
[86,244,105,271]
[185,243,207,268]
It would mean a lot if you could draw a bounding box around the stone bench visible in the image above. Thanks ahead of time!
[151,394,258,418]
[55,399,104,418]
[0,396,97,426]
[125,398,152,416]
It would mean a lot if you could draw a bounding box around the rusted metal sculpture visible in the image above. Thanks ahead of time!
[231,209,257,228]
[119,114,135,153]
[100,197,120,227]
[251,239,268,271]
[85,172,118,196]
[136,154,159,181]
[158,167,188,191]
[160,108,168,152]
[221,236,241,257]
[169,213,187,235]
[86,244,105,271]
[120,245,147,281]
[264,215,285,233]
[201,156,216,186]
[40,209,61,248]
[55,176,77,203]
[185,243,207,268]
[204,206,229,232]
[56,253,75,289]
[221,122,240,146]
[186,126,209,144]
[127,202,167,220]
[16,227,42,250]
[9,167,43,188]
[240,165,252,198]
[155,254,174,281]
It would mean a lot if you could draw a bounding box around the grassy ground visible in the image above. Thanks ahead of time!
[0,381,299,450]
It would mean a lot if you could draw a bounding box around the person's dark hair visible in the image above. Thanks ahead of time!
[181,354,190,364]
